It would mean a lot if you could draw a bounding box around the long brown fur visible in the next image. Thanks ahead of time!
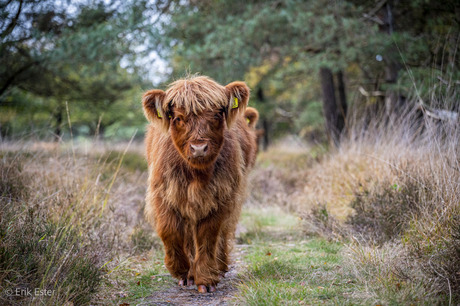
[143,75,258,291]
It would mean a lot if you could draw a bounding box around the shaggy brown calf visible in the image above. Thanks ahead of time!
[142,76,258,293]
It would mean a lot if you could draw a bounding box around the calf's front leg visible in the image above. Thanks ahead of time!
[155,206,190,283]
[193,213,224,293]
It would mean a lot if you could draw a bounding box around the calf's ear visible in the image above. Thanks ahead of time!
[142,89,170,131]
[225,81,250,126]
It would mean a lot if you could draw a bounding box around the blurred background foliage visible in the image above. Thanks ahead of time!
[1,0,459,143]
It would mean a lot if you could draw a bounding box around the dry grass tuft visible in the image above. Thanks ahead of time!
[343,241,437,304]
[0,141,154,305]
[298,105,459,302]
[248,137,323,212]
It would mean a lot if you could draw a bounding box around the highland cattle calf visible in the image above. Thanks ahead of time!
[142,76,258,293]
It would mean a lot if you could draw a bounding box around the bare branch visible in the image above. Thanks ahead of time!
[425,108,458,121]
[0,62,37,97]
[1,0,24,39]
[366,0,387,17]
[275,107,293,118]
[362,14,385,25]
[358,86,385,97]
[418,103,459,122]
[362,0,387,25]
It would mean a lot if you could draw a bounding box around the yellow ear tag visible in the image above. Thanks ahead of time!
[232,97,238,109]
[246,118,250,124]
[157,110,172,119]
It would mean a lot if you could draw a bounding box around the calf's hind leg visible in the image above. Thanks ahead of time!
[216,230,230,276]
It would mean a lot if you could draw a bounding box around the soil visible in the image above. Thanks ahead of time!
[143,246,246,306]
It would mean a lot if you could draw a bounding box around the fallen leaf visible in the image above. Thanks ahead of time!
[266,252,271,256]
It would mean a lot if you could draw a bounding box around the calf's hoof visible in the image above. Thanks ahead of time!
[197,284,216,293]
[178,279,194,287]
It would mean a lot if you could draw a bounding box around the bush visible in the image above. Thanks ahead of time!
[299,103,459,302]
[0,203,102,305]
[0,143,152,305]
[301,203,344,240]
[0,156,103,305]
[348,178,422,243]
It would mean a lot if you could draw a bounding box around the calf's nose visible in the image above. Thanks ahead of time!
[190,143,208,157]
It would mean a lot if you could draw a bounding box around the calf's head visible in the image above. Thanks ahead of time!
[143,76,250,169]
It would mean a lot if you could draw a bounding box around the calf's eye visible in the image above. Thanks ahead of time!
[173,117,184,127]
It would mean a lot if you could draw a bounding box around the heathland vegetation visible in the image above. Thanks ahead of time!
[1,0,459,304]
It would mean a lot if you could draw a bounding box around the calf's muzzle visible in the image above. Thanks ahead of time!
[190,143,208,157]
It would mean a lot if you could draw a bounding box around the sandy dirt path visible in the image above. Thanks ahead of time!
[142,245,246,306]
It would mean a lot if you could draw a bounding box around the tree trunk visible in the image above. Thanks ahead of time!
[320,67,341,146]
[262,118,270,150]
[54,104,63,141]
[381,0,403,115]
[257,87,270,150]
[336,70,347,134]
[0,122,4,141]
[97,123,105,140]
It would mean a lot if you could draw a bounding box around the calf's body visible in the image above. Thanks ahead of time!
[143,76,258,292]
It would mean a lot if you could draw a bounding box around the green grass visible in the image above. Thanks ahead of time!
[238,207,299,244]
[97,250,172,305]
[235,207,360,305]
[237,204,451,305]
[236,205,451,305]
[121,267,170,302]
